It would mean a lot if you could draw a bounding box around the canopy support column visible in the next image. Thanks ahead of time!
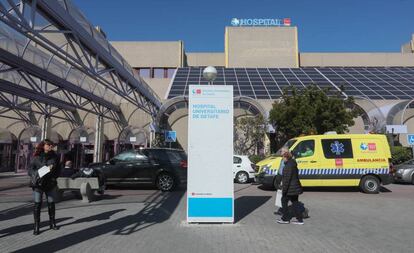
[93,115,104,163]
[41,106,52,141]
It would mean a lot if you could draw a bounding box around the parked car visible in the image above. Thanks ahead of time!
[89,148,187,191]
[394,159,414,184]
[233,155,257,184]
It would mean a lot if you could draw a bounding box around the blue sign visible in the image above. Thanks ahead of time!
[165,131,176,142]
[408,134,414,145]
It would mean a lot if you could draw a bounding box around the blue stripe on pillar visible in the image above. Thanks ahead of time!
[188,198,233,217]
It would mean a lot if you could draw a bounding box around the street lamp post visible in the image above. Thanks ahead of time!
[203,66,217,85]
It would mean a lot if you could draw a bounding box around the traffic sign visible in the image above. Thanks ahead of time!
[165,131,176,142]
[407,134,414,145]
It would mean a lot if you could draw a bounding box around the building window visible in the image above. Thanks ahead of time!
[139,68,151,78]
[167,68,176,78]
[153,68,164,78]
[135,68,177,79]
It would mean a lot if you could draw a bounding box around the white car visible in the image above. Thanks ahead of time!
[233,155,257,184]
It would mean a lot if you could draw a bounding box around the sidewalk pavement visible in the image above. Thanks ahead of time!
[1,175,414,253]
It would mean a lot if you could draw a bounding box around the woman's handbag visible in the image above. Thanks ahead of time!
[30,171,40,187]
[275,189,282,208]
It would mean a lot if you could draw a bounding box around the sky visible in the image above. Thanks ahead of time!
[72,0,414,53]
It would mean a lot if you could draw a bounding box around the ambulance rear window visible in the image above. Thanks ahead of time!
[321,139,353,159]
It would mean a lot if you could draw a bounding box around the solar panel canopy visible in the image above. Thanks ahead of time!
[168,67,414,100]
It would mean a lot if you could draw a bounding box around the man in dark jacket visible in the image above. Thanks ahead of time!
[277,147,304,225]
[60,160,76,177]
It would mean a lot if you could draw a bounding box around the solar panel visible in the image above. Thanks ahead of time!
[167,67,414,100]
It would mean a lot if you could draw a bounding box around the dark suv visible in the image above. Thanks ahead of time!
[90,148,187,191]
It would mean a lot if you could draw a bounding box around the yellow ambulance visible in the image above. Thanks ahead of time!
[255,134,393,193]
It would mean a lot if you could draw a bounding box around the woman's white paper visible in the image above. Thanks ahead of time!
[38,166,51,178]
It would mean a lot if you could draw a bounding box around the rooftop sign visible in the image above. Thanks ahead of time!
[231,17,291,27]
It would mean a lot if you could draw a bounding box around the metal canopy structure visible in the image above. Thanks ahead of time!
[156,95,266,130]
[168,67,414,100]
[0,0,161,128]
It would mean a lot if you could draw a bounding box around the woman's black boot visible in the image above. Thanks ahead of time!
[47,202,58,230]
[33,203,41,235]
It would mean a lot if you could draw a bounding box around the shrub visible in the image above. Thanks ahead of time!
[391,146,413,165]
[249,154,266,164]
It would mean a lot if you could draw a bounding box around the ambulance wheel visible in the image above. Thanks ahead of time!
[360,175,380,194]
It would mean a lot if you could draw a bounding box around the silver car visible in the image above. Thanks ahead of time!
[394,159,414,184]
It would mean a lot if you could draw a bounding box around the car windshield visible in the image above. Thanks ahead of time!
[275,139,298,156]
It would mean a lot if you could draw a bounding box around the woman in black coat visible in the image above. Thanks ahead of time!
[28,139,61,235]
[277,147,304,225]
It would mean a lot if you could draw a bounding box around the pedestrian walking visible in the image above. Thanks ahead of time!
[28,139,61,235]
[276,147,304,225]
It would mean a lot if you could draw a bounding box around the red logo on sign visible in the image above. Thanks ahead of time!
[196,89,201,94]
[335,159,343,167]
[283,18,291,26]
[368,143,376,151]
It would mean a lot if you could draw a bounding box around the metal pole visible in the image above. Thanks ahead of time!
[412,145,414,158]
[41,115,52,141]
[149,131,153,148]
[41,105,52,141]
[387,128,395,147]
[93,115,104,163]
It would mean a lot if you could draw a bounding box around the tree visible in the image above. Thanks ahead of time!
[151,132,166,147]
[268,85,361,150]
[151,131,184,149]
[234,115,266,155]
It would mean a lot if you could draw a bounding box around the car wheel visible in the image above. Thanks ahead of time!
[411,174,414,185]
[360,175,380,194]
[236,171,249,184]
[156,173,176,191]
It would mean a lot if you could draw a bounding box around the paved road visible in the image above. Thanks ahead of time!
[1,175,413,253]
